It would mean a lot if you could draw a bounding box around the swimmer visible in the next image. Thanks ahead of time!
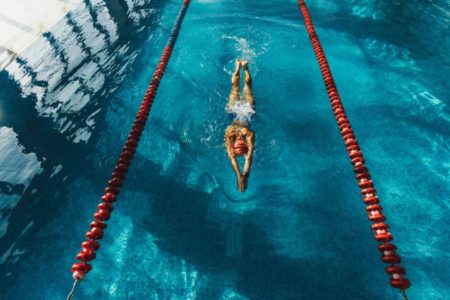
[224,59,255,192]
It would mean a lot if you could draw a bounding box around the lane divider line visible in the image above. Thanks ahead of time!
[296,1,411,298]
[67,1,191,299]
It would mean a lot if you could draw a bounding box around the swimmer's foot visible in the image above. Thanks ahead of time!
[241,60,248,69]
[235,59,241,72]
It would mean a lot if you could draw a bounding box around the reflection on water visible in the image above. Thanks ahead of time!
[5,0,158,144]
[0,0,163,294]
[0,127,42,245]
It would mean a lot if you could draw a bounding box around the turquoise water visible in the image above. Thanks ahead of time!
[0,0,449,299]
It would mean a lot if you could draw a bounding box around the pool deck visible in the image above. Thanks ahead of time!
[0,0,81,70]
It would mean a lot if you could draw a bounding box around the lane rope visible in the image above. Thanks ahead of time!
[66,280,79,300]
[67,1,191,298]
[296,0,411,297]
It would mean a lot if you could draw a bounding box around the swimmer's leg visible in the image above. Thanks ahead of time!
[242,61,255,106]
[228,59,241,107]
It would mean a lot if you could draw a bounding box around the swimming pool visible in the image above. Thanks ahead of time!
[0,0,449,298]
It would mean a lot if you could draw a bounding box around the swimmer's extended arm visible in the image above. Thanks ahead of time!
[228,152,241,178]
[242,130,254,177]
[236,129,254,192]
[225,129,241,178]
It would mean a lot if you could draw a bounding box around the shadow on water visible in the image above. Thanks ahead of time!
[104,108,386,299]
[123,154,383,299]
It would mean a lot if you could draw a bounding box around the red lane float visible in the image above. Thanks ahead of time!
[297,0,411,294]
[70,0,191,282]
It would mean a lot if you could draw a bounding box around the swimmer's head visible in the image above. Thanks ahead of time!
[233,140,248,156]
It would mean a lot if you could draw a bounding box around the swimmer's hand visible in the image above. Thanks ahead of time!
[237,173,248,192]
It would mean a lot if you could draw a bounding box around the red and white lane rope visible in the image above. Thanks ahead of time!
[67,1,191,299]
[296,0,411,298]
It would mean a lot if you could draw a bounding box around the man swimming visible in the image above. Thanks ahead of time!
[224,59,255,192]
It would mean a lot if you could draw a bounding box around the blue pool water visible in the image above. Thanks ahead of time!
[0,0,449,299]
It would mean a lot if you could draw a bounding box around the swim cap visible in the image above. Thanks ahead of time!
[233,140,248,156]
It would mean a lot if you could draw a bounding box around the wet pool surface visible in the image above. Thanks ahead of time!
[0,0,449,299]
